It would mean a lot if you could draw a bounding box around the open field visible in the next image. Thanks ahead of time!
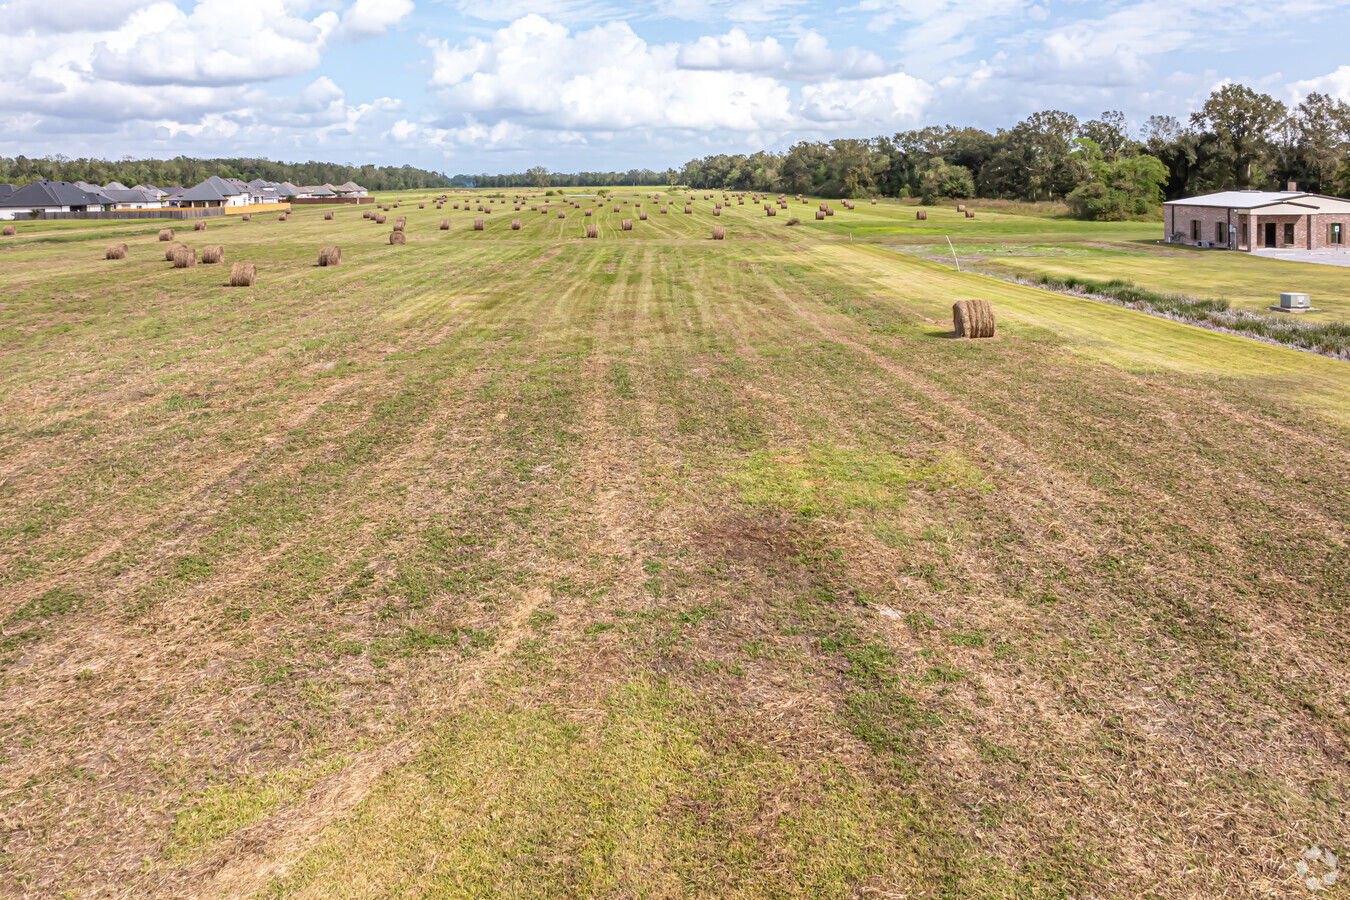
[2,190,1350,898]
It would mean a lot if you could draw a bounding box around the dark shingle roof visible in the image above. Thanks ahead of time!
[0,180,112,208]
[178,176,247,203]
[0,184,13,201]
[103,188,160,204]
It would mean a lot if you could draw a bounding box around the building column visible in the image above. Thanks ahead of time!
[1249,212,1257,251]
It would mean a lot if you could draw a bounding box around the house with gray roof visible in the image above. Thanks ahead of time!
[1164,184,1350,252]
[333,181,368,197]
[178,176,250,209]
[103,188,163,210]
[0,180,114,220]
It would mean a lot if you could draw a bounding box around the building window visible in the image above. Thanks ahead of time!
[1191,220,1199,240]
[1332,223,1345,245]
[1242,223,1249,246]
[1216,222,1227,244]
[1285,223,1295,245]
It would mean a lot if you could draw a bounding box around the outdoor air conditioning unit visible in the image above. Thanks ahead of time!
[1280,292,1311,309]
[1197,240,1212,249]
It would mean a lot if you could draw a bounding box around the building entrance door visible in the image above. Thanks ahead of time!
[1265,222,1277,247]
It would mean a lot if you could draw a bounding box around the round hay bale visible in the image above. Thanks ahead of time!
[585,208,592,217]
[621,219,633,231]
[390,231,407,245]
[229,262,257,287]
[419,204,425,209]
[614,205,621,213]
[815,210,825,220]
[957,204,966,212]
[363,211,372,219]
[473,218,485,231]
[158,229,174,241]
[660,205,668,214]
[511,219,522,230]
[916,210,927,220]
[766,207,776,217]
[105,242,129,260]
[786,217,801,227]
[639,210,647,221]
[324,212,334,220]
[278,213,287,222]
[952,299,996,339]
[242,214,251,221]
[376,215,387,225]
[194,221,208,232]
[684,205,692,214]
[319,246,342,266]
[172,247,198,268]
[164,244,183,261]
[826,208,834,216]
[712,226,725,241]
[713,207,721,216]
[585,224,599,239]
[201,245,224,264]
[557,210,566,218]
[871,198,877,204]
[440,219,450,230]
[965,210,975,218]
[1,224,14,236]
[392,222,404,232]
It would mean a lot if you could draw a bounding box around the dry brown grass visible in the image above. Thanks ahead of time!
[228,260,256,285]
[201,245,224,265]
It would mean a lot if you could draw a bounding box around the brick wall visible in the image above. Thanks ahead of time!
[1166,206,1350,251]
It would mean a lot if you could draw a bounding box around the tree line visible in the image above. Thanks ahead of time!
[0,156,452,192]
[675,85,1350,220]
[449,167,679,189]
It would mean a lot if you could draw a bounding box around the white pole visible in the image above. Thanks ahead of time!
[946,236,961,272]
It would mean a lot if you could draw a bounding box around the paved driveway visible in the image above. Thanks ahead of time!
[1252,248,1350,268]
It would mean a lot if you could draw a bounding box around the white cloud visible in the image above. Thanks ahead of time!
[799,71,931,123]
[342,0,415,38]
[0,0,156,33]
[1290,65,1350,103]
[675,28,887,80]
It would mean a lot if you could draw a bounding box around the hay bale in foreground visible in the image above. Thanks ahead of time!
[440,219,450,230]
[324,212,334,220]
[511,219,522,230]
[172,247,197,268]
[390,231,406,245]
[201,245,224,264]
[158,229,174,241]
[639,210,647,220]
[229,262,257,287]
[473,218,485,231]
[1,225,14,236]
[376,214,387,225]
[194,221,207,232]
[952,299,996,339]
[319,246,342,266]
[585,224,599,239]
[278,213,287,221]
[684,205,692,214]
[712,226,725,240]
[621,219,633,231]
[106,242,129,260]
[816,210,825,220]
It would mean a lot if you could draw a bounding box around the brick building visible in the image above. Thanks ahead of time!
[1163,188,1350,252]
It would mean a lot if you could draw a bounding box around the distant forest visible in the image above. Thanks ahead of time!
[0,157,452,191]
[461,85,1350,221]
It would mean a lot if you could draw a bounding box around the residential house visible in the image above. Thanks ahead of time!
[177,176,250,209]
[333,181,368,198]
[1164,186,1350,252]
[0,180,114,220]
[160,186,186,206]
[102,188,163,210]
[103,181,129,191]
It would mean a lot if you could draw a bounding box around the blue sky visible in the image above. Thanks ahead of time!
[1,0,1346,174]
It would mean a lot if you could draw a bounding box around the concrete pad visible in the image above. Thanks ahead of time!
[1252,248,1350,268]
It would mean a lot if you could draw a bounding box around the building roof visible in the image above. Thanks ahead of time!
[301,185,337,196]
[334,181,366,193]
[103,188,161,204]
[178,175,248,203]
[0,184,12,200]
[1166,190,1350,213]
[103,181,128,191]
[0,179,112,208]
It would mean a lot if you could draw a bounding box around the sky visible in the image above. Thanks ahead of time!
[1,0,1348,175]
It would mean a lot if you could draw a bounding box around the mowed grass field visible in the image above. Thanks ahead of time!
[2,190,1350,898]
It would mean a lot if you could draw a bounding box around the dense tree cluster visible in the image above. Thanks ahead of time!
[678,86,1350,219]
[449,168,678,188]
[0,157,451,191]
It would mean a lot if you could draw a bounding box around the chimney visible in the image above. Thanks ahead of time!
[1287,180,1298,192]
